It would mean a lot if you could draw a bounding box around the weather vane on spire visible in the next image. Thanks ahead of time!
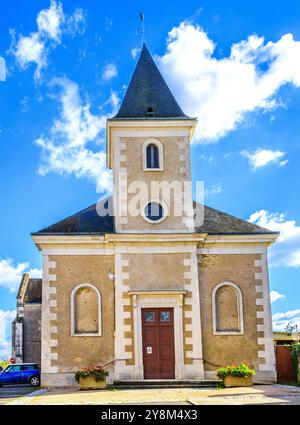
[139,11,145,45]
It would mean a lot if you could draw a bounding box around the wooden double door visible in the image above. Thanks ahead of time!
[141,307,175,379]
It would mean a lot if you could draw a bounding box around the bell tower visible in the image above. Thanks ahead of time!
[106,44,197,233]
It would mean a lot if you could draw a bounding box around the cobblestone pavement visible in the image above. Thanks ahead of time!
[4,384,300,405]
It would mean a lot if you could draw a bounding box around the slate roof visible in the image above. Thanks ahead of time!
[32,198,276,236]
[111,44,189,119]
[33,198,114,235]
[17,273,42,304]
[193,202,276,235]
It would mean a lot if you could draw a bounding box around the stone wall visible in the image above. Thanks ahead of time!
[23,304,41,366]
[114,246,204,380]
[41,254,115,387]
[126,253,188,290]
[198,253,276,382]
[114,135,193,232]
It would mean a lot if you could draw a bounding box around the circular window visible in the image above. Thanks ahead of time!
[143,202,165,223]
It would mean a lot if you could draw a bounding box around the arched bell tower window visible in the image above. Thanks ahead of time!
[147,144,159,168]
[143,138,164,171]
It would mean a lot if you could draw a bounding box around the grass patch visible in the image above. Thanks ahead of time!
[107,386,120,391]
[217,383,225,389]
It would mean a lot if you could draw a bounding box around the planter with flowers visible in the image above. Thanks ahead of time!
[217,363,255,387]
[75,365,109,390]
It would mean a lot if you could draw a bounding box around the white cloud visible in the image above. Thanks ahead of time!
[0,57,6,81]
[103,90,120,115]
[66,8,86,37]
[205,183,222,196]
[36,0,64,41]
[0,258,41,293]
[249,210,300,267]
[273,309,300,321]
[20,96,29,113]
[272,309,300,331]
[36,77,112,192]
[157,23,300,142]
[0,259,40,359]
[102,64,117,81]
[12,1,86,79]
[14,32,46,78]
[270,290,285,303]
[131,47,141,60]
[105,17,113,32]
[0,310,15,360]
[241,148,288,170]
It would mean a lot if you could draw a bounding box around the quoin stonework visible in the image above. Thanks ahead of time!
[31,44,278,387]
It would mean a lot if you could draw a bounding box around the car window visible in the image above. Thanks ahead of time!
[11,365,22,371]
[21,365,39,371]
[4,366,12,372]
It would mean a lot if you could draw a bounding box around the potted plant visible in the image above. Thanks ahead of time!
[75,365,109,390]
[217,363,255,387]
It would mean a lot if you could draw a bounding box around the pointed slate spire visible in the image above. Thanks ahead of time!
[113,44,188,119]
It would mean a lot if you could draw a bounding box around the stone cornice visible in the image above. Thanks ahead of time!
[32,231,278,252]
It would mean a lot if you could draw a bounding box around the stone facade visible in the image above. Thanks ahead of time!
[41,254,115,387]
[33,237,277,387]
[32,44,277,387]
[198,253,276,382]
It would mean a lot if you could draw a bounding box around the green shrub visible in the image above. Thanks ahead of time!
[291,343,300,381]
[217,363,256,379]
[75,365,109,383]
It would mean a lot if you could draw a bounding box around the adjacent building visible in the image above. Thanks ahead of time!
[12,273,42,365]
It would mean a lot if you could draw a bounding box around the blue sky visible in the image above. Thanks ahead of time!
[0,0,300,358]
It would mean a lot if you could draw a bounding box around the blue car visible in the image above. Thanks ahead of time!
[0,363,40,387]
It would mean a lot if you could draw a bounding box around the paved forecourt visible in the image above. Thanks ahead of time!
[4,384,300,405]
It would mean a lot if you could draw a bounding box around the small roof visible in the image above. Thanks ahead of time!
[17,273,42,304]
[111,44,189,120]
[32,198,276,236]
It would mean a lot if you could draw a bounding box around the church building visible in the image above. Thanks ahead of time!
[32,44,278,387]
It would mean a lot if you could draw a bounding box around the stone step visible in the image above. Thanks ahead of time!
[113,379,220,389]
